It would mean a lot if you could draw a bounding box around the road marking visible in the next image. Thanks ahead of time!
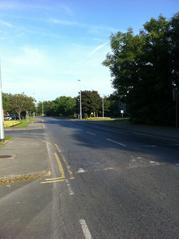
[150,160,160,166]
[54,152,65,178]
[106,138,126,147]
[77,168,86,174]
[86,131,96,136]
[65,179,74,196]
[55,144,74,179]
[41,178,64,184]
[143,145,157,148]
[104,167,114,171]
[55,144,62,153]
[79,219,93,239]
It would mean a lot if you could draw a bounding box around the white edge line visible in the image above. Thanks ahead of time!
[79,219,93,239]
[65,179,74,196]
[86,131,96,136]
[106,138,126,147]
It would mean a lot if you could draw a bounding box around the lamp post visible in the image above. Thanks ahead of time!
[0,62,4,140]
[176,87,178,129]
[78,80,82,120]
[102,97,104,118]
[42,101,44,116]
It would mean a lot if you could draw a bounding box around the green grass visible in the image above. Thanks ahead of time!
[0,135,13,145]
[4,120,21,128]
[15,117,35,128]
[86,117,113,121]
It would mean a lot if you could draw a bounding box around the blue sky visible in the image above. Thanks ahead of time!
[0,0,178,101]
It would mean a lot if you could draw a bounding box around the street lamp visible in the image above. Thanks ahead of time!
[102,97,104,118]
[0,62,4,140]
[78,80,82,120]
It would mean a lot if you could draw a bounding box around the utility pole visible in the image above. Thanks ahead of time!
[176,88,178,129]
[0,62,4,140]
[80,90,82,120]
[42,101,44,116]
[102,97,104,118]
[78,80,82,119]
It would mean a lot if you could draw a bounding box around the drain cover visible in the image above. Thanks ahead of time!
[0,155,13,159]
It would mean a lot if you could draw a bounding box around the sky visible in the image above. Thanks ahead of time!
[0,0,178,101]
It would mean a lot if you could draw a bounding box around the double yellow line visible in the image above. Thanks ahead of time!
[41,153,65,184]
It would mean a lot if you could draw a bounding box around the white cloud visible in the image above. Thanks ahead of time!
[48,17,117,35]
[10,47,48,66]
[88,42,108,58]
[1,43,113,101]
[0,19,13,28]
[49,18,78,26]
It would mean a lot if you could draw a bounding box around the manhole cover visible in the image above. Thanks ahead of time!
[0,155,13,159]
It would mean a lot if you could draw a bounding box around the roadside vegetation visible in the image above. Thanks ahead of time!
[103,13,179,126]
[4,118,34,128]
[0,135,13,145]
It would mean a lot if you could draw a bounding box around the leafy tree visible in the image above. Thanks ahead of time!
[103,13,179,125]
[10,93,35,119]
[54,96,76,117]
[80,90,101,118]
[3,93,13,113]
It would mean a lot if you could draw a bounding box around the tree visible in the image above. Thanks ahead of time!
[10,93,35,119]
[80,90,101,118]
[103,13,179,125]
[3,93,13,113]
[39,96,76,117]
[54,96,76,117]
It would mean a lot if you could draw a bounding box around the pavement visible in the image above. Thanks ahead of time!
[0,120,50,182]
[0,117,179,238]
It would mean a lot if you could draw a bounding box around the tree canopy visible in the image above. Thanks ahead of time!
[3,93,36,119]
[103,13,179,125]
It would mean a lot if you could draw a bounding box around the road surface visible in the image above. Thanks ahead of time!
[1,117,179,239]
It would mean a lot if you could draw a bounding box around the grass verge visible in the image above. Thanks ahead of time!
[0,135,13,145]
[15,117,35,128]
[4,117,35,128]
[4,120,20,128]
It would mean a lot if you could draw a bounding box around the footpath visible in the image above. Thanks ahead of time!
[87,120,179,141]
[0,119,50,185]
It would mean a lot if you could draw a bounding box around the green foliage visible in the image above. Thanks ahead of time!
[3,93,36,119]
[80,90,101,118]
[103,13,179,125]
[38,96,76,117]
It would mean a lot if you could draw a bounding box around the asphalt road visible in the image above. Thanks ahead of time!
[1,117,179,239]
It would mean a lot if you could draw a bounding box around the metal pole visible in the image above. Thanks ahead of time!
[80,90,82,120]
[176,88,178,129]
[0,62,4,140]
[42,101,44,116]
[102,97,104,118]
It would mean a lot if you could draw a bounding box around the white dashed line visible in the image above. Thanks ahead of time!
[86,131,96,136]
[77,168,86,174]
[65,179,74,196]
[106,138,126,147]
[143,145,157,148]
[79,219,93,239]
[150,160,161,166]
